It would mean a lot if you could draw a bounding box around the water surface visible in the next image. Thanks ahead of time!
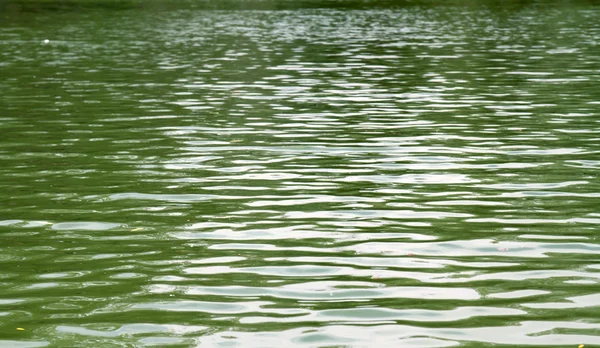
[1,1,600,347]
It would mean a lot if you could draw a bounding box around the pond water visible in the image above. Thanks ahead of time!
[1,1,600,347]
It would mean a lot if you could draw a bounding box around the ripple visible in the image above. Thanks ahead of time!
[50,222,121,231]
[1,3,600,347]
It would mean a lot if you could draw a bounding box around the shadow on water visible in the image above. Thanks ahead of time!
[1,0,599,13]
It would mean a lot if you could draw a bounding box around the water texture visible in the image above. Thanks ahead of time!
[1,1,599,347]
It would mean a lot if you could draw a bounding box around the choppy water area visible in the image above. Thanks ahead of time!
[1,1,600,346]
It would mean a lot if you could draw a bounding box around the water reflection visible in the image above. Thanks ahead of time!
[1,2,600,347]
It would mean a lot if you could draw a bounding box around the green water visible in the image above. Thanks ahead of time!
[1,1,600,347]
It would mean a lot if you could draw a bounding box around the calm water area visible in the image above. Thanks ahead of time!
[1,0,600,346]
